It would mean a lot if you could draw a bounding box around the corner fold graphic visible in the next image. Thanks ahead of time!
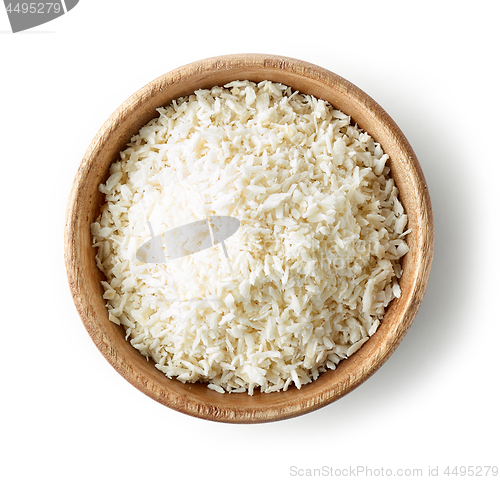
[64,0,79,12]
[3,1,80,33]
[136,216,240,264]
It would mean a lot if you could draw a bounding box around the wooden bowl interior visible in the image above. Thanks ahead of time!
[65,54,433,423]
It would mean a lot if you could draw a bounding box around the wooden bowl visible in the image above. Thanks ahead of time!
[65,54,434,423]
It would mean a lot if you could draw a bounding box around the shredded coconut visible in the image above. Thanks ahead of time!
[92,80,409,395]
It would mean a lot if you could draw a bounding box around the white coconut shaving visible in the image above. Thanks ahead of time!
[91,80,409,395]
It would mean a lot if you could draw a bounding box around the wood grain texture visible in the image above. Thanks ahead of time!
[64,54,434,423]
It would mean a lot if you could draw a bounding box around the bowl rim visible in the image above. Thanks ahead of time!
[65,53,434,423]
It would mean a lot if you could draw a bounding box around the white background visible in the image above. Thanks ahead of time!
[1,1,499,479]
